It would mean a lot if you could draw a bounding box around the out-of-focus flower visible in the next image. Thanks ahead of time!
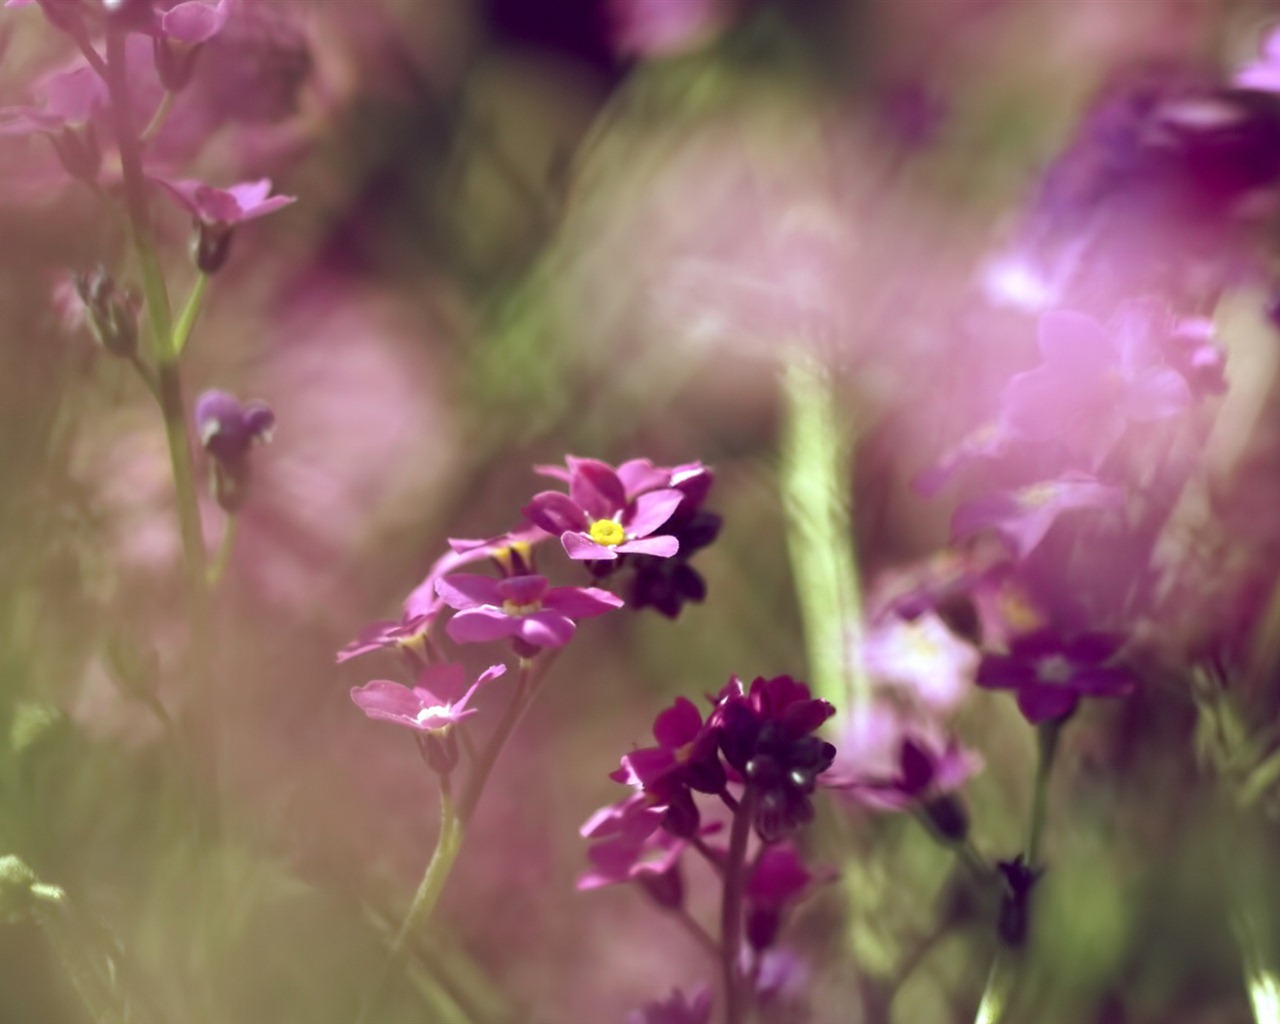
[861,610,978,712]
[337,525,551,667]
[152,176,295,272]
[71,265,138,358]
[626,985,713,1024]
[976,629,1138,722]
[194,388,274,511]
[744,842,832,951]
[351,662,506,774]
[1236,26,1280,94]
[711,675,836,842]
[0,65,107,180]
[951,473,1126,560]
[1163,316,1227,396]
[435,572,623,655]
[523,456,683,562]
[1001,308,1191,466]
[350,662,505,733]
[607,0,732,59]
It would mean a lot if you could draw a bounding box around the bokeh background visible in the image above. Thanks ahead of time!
[4,0,1280,1021]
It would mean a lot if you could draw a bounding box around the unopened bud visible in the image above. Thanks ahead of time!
[415,729,460,776]
[73,266,137,358]
[192,221,233,274]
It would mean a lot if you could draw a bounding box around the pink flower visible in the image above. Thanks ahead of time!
[435,573,623,652]
[1236,26,1280,93]
[153,175,295,225]
[861,611,978,712]
[523,456,683,562]
[608,0,732,58]
[350,662,506,732]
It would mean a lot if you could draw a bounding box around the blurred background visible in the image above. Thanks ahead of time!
[3,0,1280,1021]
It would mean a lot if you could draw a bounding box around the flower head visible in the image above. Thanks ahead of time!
[435,572,623,656]
[350,662,505,733]
[153,176,295,271]
[194,388,273,511]
[976,629,1138,723]
[522,456,683,562]
[861,610,978,712]
[711,675,837,842]
[744,841,832,950]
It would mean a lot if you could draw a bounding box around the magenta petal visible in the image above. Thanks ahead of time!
[160,0,229,43]
[562,532,620,560]
[976,654,1036,690]
[523,491,590,535]
[543,585,624,618]
[654,696,703,747]
[415,662,468,703]
[1069,665,1137,696]
[497,574,550,607]
[568,457,627,516]
[445,607,518,644]
[617,458,669,497]
[625,488,683,538]
[350,680,422,724]
[1037,310,1114,370]
[1123,367,1191,422]
[434,573,503,610]
[518,611,575,648]
[1016,684,1079,723]
[617,535,680,558]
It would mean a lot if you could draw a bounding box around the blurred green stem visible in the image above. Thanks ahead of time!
[972,718,1064,1024]
[356,656,552,1024]
[1236,910,1280,1024]
[207,513,236,587]
[779,344,868,710]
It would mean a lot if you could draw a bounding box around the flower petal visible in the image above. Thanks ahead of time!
[445,607,518,644]
[435,573,503,610]
[625,488,684,538]
[518,611,576,647]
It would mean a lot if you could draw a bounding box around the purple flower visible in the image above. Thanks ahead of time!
[951,472,1126,560]
[0,65,107,180]
[522,456,682,562]
[352,662,505,774]
[711,675,837,842]
[744,842,832,950]
[195,388,274,464]
[350,662,505,733]
[337,526,551,667]
[626,986,713,1024]
[153,176,295,272]
[977,629,1138,723]
[435,572,623,654]
[861,610,978,712]
[1001,308,1192,467]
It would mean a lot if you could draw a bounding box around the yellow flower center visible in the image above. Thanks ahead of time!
[492,540,533,575]
[589,518,626,546]
[502,599,541,616]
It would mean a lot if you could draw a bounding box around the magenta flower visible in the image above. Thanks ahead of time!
[435,572,622,653]
[0,66,107,180]
[744,842,833,951]
[977,629,1138,723]
[350,662,505,733]
[153,176,295,272]
[951,473,1125,560]
[337,526,551,666]
[194,388,274,512]
[522,456,683,561]
[1001,307,1191,466]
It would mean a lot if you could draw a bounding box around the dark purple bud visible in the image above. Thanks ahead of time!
[922,794,969,843]
[997,856,1042,947]
[192,221,234,274]
[746,905,782,951]
[637,864,684,911]
[661,788,701,839]
[416,729,459,776]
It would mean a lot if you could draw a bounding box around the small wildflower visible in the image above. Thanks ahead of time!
[194,388,274,512]
[744,842,832,951]
[435,572,623,656]
[522,456,682,562]
[976,629,1138,723]
[152,176,295,272]
[351,662,505,774]
[711,675,837,842]
[626,986,713,1024]
[0,66,107,181]
[861,610,978,712]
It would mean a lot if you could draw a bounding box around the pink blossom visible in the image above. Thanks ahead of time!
[435,572,623,651]
[350,662,506,733]
[153,175,295,226]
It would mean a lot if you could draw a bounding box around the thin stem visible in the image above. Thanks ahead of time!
[127,352,160,401]
[356,654,556,1023]
[172,273,208,358]
[720,790,755,1024]
[972,952,1008,1024]
[1025,719,1063,868]
[671,906,720,959]
[780,344,869,710]
[140,90,175,145]
[354,780,464,1024]
[207,513,236,587]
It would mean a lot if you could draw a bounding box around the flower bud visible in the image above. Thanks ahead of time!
[73,266,137,358]
[192,221,234,274]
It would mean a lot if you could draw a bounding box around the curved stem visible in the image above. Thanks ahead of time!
[207,513,236,587]
[720,790,756,1024]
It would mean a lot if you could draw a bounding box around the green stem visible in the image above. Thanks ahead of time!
[720,790,756,1024]
[207,513,236,587]
[356,656,553,1023]
[172,273,208,358]
[1025,719,1063,868]
[779,344,869,709]
[1236,910,1280,1024]
[972,952,1008,1024]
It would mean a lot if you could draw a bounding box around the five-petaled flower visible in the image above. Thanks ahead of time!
[522,456,683,562]
[977,629,1138,723]
[153,176,296,272]
[435,572,622,655]
[350,662,505,733]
